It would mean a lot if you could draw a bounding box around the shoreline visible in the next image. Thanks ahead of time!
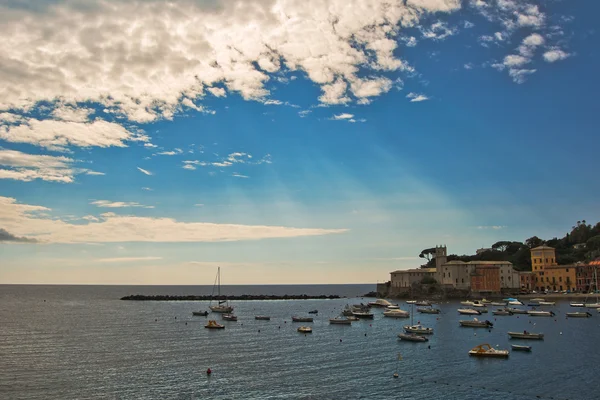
[121,294,344,301]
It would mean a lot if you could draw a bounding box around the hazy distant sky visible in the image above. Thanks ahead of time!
[1,0,598,284]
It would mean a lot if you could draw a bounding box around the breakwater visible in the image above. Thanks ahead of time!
[121,294,343,301]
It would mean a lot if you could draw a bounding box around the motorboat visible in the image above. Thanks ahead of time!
[255,315,271,320]
[492,308,513,316]
[385,305,400,310]
[417,307,440,314]
[308,310,319,314]
[292,316,313,322]
[383,309,410,318]
[403,324,433,334]
[459,318,493,328]
[585,303,600,309]
[415,301,431,306]
[472,301,486,308]
[566,312,592,318]
[341,304,354,316]
[297,326,312,333]
[398,333,428,342]
[222,314,238,321]
[570,302,585,307]
[458,308,481,315]
[329,317,352,325]
[511,344,532,352]
[507,307,528,315]
[481,299,492,304]
[527,310,555,317]
[352,310,374,319]
[345,316,359,321]
[490,302,507,306]
[508,331,544,340]
[205,320,225,329]
[406,300,417,304]
[538,301,556,306]
[468,343,509,358]
[368,299,394,308]
[504,298,523,306]
[461,300,475,306]
[192,310,209,316]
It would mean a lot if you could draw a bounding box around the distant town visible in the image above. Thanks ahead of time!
[378,220,600,298]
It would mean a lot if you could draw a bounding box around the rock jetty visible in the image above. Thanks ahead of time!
[121,294,342,301]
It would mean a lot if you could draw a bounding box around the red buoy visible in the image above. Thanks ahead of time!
[206,368,212,375]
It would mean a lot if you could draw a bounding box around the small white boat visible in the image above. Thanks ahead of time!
[472,301,486,308]
[205,320,225,329]
[490,302,507,306]
[585,303,600,308]
[459,318,493,328]
[192,310,209,316]
[352,310,374,319]
[508,300,523,306]
[345,316,359,321]
[385,305,400,310]
[403,324,433,334]
[255,315,271,320]
[570,302,585,307]
[469,343,509,358]
[527,310,555,317]
[329,317,352,325]
[415,301,431,306]
[566,312,592,318]
[383,309,410,318]
[507,307,528,315]
[398,333,428,342]
[511,344,532,352]
[461,300,475,306]
[508,331,544,340]
[368,299,394,308]
[222,314,238,321]
[492,308,513,316]
[292,316,313,322]
[417,307,440,314]
[297,326,312,333]
[538,301,556,306]
[458,308,481,315]
[406,300,417,304]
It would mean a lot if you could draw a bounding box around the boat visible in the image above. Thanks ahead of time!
[461,300,475,306]
[527,310,555,317]
[507,307,528,314]
[255,315,271,320]
[570,302,585,307]
[458,308,481,315]
[504,298,523,305]
[329,317,352,325]
[209,267,234,313]
[481,298,492,304]
[205,320,225,329]
[341,304,354,316]
[398,333,428,342]
[415,300,431,306]
[297,326,312,333]
[566,312,592,318]
[368,299,394,308]
[585,303,600,308]
[417,307,441,314]
[508,331,544,340]
[492,308,513,316]
[383,309,410,318]
[468,343,509,358]
[292,316,313,322]
[490,302,507,306]
[511,344,532,352]
[406,300,417,304]
[385,305,400,310]
[222,313,237,321]
[459,318,493,328]
[345,315,359,321]
[403,324,433,334]
[472,301,486,308]
[352,310,374,319]
[308,310,318,314]
[192,310,209,316]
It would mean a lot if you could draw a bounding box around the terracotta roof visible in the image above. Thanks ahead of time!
[443,260,466,265]
[531,245,555,250]
[466,261,512,265]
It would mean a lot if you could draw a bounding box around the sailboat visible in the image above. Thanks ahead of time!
[402,304,433,336]
[209,267,234,313]
[584,267,600,308]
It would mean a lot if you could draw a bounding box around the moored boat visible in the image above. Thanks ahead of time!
[205,320,225,329]
[406,300,417,304]
[329,317,352,325]
[458,308,481,315]
[511,344,532,352]
[492,308,513,316]
[222,313,238,321]
[585,302,600,309]
[570,302,585,307]
[368,299,394,308]
[346,315,359,321]
[192,310,209,316]
[490,301,507,306]
[538,301,556,306]
[385,305,400,310]
[398,333,428,342]
[352,310,374,319]
[255,315,271,320]
[508,331,544,340]
[383,309,410,318]
[415,300,431,306]
[297,326,312,333]
[403,324,433,334]
[566,312,592,318]
[308,310,318,314]
[459,318,493,328]
[292,316,313,322]
[209,267,234,313]
[468,343,509,358]
[507,307,528,315]
[417,307,441,314]
[527,310,555,317]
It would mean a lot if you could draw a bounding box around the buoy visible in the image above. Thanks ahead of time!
[340,339,342,342]
[393,373,399,378]
[185,322,187,325]
[258,329,260,333]
[175,317,177,319]
[365,333,367,336]
[155,319,157,322]
[560,332,563,335]
[206,368,212,375]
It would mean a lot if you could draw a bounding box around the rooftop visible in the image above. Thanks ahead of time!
[531,245,555,250]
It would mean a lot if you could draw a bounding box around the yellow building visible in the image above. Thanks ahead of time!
[530,245,576,292]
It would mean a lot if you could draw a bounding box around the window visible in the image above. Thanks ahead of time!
[566,268,569,272]
[545,258,548,263]
[462,279,464,283]
[559,277,562,282]
[456,278,458,284]
[508,276,511,281]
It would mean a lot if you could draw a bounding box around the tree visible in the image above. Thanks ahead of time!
[419,248,436,261]
[587,235,600,252]
[525,236,544,249]
[491,241,512,252]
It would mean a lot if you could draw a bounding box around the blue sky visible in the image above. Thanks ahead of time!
[1,0,599,284]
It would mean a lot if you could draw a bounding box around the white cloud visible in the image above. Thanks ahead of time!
[264,100,283,106]
[137,167,153,176]
[207,87,227,97]
[0,118,148,151]
[0,149,92,183]
[90,200,154,209]
[508,68,536,84]
[543,49,570,63]
[144,143,158,148]
[182,164,196,170]
[420,21,457,41]
[522,33,545,47]
[95,256,163,263]
[350,77,393,100]
[503,55,530,68]
[298,110,312,118]
[0,196,348,244]
[194,204,204,207]
[232,173,249,179]
[464,63,474,70]
[332,113,354,120]
[51,105,95,123]
[141,187,153,191]
[156,148,183,156]
[464,21,475,29]
[406,93,429,102]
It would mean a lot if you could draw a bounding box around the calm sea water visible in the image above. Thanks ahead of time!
[1,285,599,400]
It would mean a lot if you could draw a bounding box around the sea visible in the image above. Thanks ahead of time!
[1,284,599,400]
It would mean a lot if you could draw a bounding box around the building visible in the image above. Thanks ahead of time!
[499,263,520,289]
[389,268,436,291]
[470,265,501,294]
[542,265,576,292]
[437,259,515,291]
[519,271,534,291]
[575,260,600,293]
[530,245,558,292]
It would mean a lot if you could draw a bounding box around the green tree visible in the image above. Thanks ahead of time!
[419,248,436,261]
[526,236,544,249]
[491,241,512,252]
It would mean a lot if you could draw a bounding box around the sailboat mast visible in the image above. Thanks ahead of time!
[218,267,221,297]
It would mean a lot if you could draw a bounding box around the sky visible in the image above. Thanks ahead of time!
[1,0,599,285]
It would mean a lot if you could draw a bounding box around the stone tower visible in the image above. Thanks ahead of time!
[435,245,447,269]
